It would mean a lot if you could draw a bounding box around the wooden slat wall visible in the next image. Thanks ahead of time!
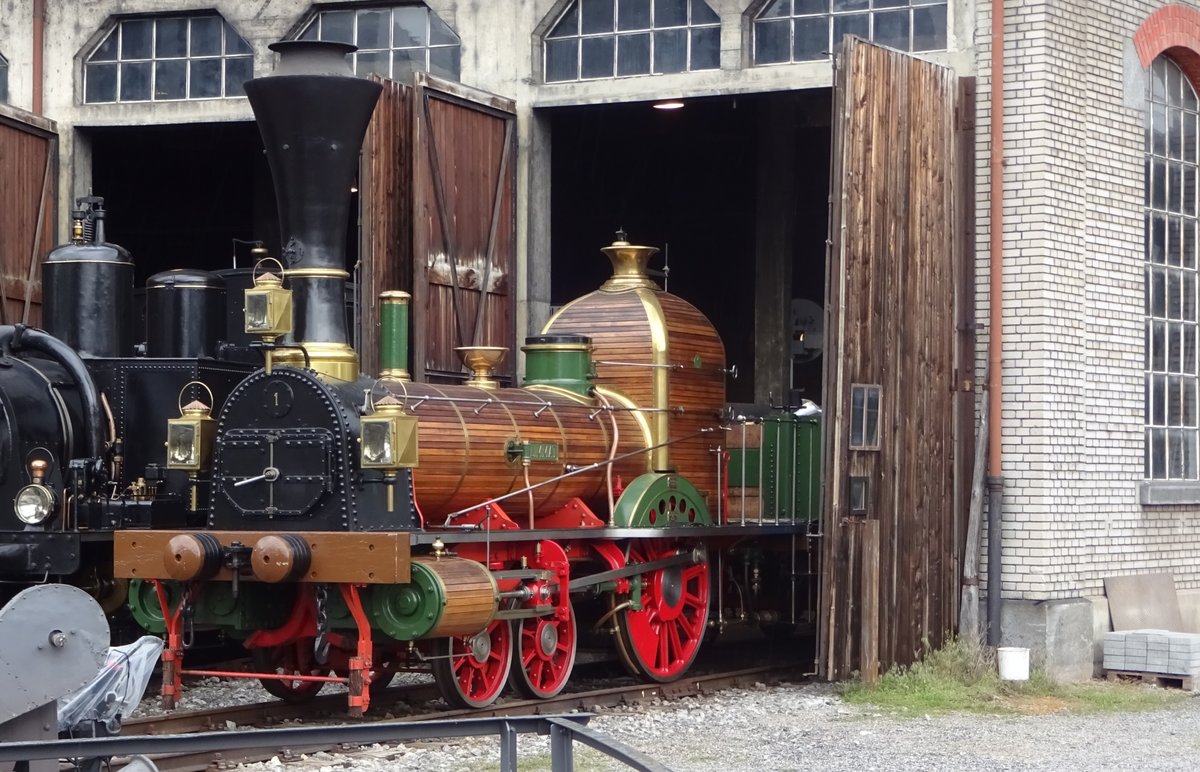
[361,76,415,376]
[412,74,516,383]
[820,38,966,680]
[0,106,56,328]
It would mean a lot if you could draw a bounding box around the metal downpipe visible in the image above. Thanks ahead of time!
[986,0,1006,647]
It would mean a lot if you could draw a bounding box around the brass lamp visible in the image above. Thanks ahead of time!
[166,399,216,472]
[244,270,293,341]
[360,395,419,470]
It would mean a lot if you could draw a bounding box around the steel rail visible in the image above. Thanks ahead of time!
[107,665,794,770]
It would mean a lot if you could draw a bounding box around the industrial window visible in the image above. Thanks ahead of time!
[83,15,253,103]
[752,0,947,64]
[849,384,881,450]
[1145,56,1200,480]
[296,5,461,81]
[0,54,8,103]
[543,0,720,83]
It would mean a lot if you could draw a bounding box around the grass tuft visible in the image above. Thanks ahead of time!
[841,637,1188,715]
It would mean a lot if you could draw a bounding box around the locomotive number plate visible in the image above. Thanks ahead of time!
[263,379,295,417]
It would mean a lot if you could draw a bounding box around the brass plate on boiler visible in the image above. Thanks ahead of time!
[113,531,411,584]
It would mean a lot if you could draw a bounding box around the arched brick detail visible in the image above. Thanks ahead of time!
[1134,5,1200,86]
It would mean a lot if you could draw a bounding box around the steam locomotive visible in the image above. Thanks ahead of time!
[2,40,818,714]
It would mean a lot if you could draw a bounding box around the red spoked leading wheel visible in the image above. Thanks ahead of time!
[510,604,577,699]
[251,640,327,704]
[614,540,710,682]
[432,618,513,708]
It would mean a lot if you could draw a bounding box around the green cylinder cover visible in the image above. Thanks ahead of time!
[522,335,593,396]
[367,561,445,641]
[379,293,410,375]
[127,578,172,634]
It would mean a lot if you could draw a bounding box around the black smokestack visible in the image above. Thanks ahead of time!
[243,41,382,354]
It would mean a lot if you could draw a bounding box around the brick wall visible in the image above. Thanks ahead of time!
[976,0,1200,600]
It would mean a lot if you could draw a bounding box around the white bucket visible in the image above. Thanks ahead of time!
[997,646,1030,681]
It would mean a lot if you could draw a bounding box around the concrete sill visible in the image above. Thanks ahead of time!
[1139,481,1200,506]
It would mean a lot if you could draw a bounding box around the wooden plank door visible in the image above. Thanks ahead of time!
[0,105,57,327]
[818,37,973,680]
[360,73,516,383]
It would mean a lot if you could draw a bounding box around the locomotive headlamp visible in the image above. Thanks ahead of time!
[166,387,216,472]
[14,483,56,525]
[244,267,293,340]
[360,395,418,470]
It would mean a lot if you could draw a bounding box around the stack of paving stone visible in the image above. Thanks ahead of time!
[1103,629,1200,676]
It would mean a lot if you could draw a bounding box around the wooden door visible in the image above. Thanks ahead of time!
[0,104,56,326]
[818,37,974,681]
[360,73,516,383]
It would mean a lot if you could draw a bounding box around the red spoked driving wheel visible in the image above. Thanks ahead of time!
[614,540,710,682]
[432,618,513,708]
[510,604,577,699]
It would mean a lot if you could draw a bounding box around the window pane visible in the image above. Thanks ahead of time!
[582,0,616,33]
[618,0,652,30]
[225,55,252,97]
[1169,215,1182,266]
[357,9,390,50]
[655,0,687,26]
[654,28,687,73]
[120,61,151,100]
[1186,220,1197,269]
[759,0,791,19]
[1152,268,1166,316]
[429,14,458,45]
[1151,212,1166,264]
[92,29,119,61]
[154,59,186,99]
[1153,373,1167,424]
[1185,113,1198,165]
[1184,271,1196,321]
[393,7,427,47]
[1153,102,1168,157]
[691,0,719,24]
[755,20,791,64]
[549,5,579,37]
[298,21,319,41]
[156,17,188,58]
[912,4,946,51]
[320,10,354,44]
[1170,428,1186,477]
[1151,428,1166,478]
[546,39,579,81]
[833,13,869,49]
[392,48,423,79]
[833,0,868,10]
[1170,164,1183,212]
[429,46,460,79]
[190,16,221,56]
[581,36,615,78]
[617,33,650,75]
[865,387,880,446]
[1170,107,1184,160]
[122,20,153,59]
[1153,321,1167,371]
[189,58,221,98]
[690,26,719,70]
[796,0,828,12]
[874,10,909,50]
[850,386,865,447]
[356,50,390,77]
[1169,270,1183,319]
[1185,166,1197,217]
[225,22,252,55]
[85,62,117,102]
[1153,159,1167,209]
[793,16,828,61]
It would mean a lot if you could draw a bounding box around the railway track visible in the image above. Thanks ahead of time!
[115,665,799,771]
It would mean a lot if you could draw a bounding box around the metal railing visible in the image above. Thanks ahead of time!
[0,713,670,772]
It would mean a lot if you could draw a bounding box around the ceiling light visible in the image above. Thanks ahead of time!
[653,100,685,110]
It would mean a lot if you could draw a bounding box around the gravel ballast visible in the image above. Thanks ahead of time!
[225,680,1200,771]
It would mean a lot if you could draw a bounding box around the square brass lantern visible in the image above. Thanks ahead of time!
[244,275,293,338]
[166,408,216,471]
[360,409,419,470]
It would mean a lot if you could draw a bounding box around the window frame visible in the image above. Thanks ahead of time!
[295,4,462,82]
[542,0,722,84]
[1144,54,1200,485]
[82,14,253,104]
[750,0,949,66]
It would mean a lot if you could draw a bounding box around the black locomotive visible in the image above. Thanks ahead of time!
[0,39,819,714]
[0,194,251,624]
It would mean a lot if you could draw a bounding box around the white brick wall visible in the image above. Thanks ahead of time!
[976,0,1200,601]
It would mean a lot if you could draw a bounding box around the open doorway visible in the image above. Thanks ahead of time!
[545,89,831,406]
[85,122,279,285]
